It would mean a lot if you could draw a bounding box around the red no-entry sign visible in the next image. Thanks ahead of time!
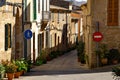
[93,32,103,42]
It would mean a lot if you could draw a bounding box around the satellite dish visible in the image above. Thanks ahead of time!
[0,0,6,7]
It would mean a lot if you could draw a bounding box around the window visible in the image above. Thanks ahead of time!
[58,36,60,50]
[38,0,40,13]
[5,23,11,51]
[51,12,54,22]
[42,33,44,48]
[42,0,44,11]
[50,35,52,47]
[38,34,40,54]
[33,0,37,20]
[107,0,119,26]
[24,0,27,21]
[61,13,64,21]
[46,31,49,48]
[57,11,60,23]
[55,33,57,46]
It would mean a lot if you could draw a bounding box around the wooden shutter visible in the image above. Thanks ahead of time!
[5,24,8,51]
[42,33,44,49]
[8,24,11,48]
[33,0,37,20]
[107,0,119,26]
[5,23,11,51]
[46,31,49,48]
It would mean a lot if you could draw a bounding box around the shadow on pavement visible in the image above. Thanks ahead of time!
[23,66,113,76]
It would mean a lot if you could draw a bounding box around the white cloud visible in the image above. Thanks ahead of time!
[75,0,87,2]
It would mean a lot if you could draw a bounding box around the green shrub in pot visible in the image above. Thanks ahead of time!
[0,64,5,79]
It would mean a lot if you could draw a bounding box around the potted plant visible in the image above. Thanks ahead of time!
[97,44,109,65]
[5,62,17,80]
[76,41,85,63]
[13,60,22,78]
[112,66,120,79]
[19,59,28,75]
[46,54,52,61]
[1,60,9,78]
[0,64,5,80]
[24,59,32,72]
[108,49,120,64]
[35,50,48,66]
[79,53,86,64]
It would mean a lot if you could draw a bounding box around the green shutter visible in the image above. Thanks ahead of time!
[5,24,8,51]
[24,0,27,21]
[33,0,37,20]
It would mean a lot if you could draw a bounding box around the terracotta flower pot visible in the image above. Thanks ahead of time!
[46,56,51,61]
[101,58,108,65]
[112,60,118,64]
[20,70,25,76]
[14,72,20,78]
[0,73,4,79]
[77,58,80,62]
[7,73,14,80]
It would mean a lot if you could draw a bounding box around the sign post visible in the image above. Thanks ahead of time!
[93,31,103,67]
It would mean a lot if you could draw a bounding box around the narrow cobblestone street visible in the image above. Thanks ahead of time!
[14,50,114,80]
[31,50,86,71]
[1,0,120,80]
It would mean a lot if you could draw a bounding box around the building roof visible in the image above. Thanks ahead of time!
[50,0,69,9]
[50,5,69,10]
[80,3,87,10]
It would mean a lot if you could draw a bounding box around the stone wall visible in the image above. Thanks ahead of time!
[92,0,120,53]
[71,12,81,41]
[82,0,120,68]
[49,9,70,51]
[0,0,22,61]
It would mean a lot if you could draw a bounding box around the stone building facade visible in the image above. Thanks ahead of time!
[39,0,71,53]
[23,0,50,63]
[0,0,22,62]
[81,0,120,68]
[45,0,81,52]
[0,0,81,63]
[71,12,81,44]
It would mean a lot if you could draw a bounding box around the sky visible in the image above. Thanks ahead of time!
[75,0,87,2]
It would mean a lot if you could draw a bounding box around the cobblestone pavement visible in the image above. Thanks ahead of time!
[14,50,115,80]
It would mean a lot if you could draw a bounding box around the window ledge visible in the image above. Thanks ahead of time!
[107,26,120,28]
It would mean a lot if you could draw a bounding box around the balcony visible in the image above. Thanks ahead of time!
[42,11,51,22]
[40,11,50,31]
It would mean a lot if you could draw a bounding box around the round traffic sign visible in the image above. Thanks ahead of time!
[24,29,32,39]
[93,32,103,42]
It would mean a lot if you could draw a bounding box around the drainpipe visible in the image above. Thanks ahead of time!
[22,0,24,32]
[22,0,27,60]
[22,0,24,59]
